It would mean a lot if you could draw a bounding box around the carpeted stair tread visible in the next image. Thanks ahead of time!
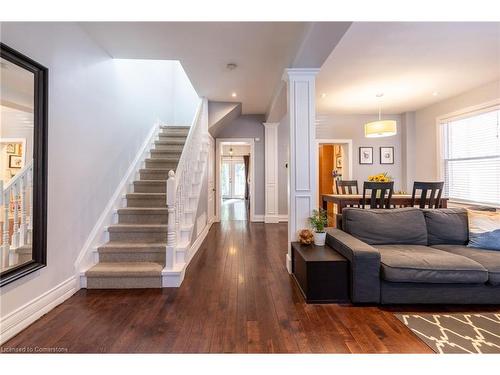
[108,224,168,232]
[86,262,163,277]
[118,207,168,214]
[126,192,166,198]
[98,242,166,252]
[89,126,186,289]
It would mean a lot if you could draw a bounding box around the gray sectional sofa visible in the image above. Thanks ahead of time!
[326,207,500,304]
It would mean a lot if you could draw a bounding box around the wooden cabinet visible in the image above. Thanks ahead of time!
[291,242,349,303]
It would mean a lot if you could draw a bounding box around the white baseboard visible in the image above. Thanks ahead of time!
[258,214,288,223]
[162,217,214,287]
[278,214,288,222]
[252,214,264,222]
[286,253,292,273]
[73,122,161,283]
[0,276,77,345]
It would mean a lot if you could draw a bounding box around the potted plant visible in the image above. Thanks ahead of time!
[308,208,328,246]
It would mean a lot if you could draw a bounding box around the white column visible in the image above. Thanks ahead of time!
[263,122,280,223]
[283,68,319,272]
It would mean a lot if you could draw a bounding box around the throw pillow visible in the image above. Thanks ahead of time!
[467,209,500,251]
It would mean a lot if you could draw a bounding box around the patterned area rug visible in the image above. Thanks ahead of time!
[395,313,500,353]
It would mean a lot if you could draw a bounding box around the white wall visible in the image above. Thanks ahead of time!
[316,113,404,191]
[172,62,199,125]
[414,79,500,181]
[0,22,193,322]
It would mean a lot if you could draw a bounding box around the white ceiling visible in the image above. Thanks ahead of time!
[81,22,307,114]
[316,22,500,114]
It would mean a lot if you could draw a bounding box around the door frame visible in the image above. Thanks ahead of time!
[215,138,255,222]
[315,138,353,205]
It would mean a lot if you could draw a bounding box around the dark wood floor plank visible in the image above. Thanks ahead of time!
[3,204,497,353]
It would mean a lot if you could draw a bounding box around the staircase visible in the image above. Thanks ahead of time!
[85,126,190,289]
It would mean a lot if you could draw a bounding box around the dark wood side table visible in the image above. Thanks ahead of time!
[291,242,349,303]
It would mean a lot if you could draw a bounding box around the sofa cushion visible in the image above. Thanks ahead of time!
[467,209,500,251]
[377,244,488,284]
[432,244,500,286]
[342,208,427,245]
[423,208,468,246]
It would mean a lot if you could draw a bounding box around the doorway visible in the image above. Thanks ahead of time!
[216,139,255,222]
[316,139,353,225]
[221,158,246,199]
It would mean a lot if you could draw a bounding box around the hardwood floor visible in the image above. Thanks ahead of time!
[220,198,248,221]
[2,220,499,353]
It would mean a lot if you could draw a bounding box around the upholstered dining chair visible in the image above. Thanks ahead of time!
[410,181,444,209]
[362,181,394,209]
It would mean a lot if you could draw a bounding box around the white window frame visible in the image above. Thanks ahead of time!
[436,99,500,207]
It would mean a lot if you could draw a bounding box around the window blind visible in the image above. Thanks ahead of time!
[441,107,500,206]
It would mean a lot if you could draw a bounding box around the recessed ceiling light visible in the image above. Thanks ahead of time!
[320,93,327,99]
[231,92,237,98]
[432,92,439,96]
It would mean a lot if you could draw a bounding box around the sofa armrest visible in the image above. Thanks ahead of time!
[326,228,381,303]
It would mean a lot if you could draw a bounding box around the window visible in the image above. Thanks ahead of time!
[440,106,500,206]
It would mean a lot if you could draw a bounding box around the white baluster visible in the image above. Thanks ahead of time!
[12,181,19,249]
[165,170,176,270]
[2,189,11,268]
[18,173,27,246]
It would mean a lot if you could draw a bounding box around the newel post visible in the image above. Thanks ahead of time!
[166,170,176,270]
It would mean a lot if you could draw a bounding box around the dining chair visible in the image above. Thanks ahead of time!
[335,180,359,195]
[362,181,394,209]
[410,181,444,209]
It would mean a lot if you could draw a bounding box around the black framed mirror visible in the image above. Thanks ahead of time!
[0,43,48,287]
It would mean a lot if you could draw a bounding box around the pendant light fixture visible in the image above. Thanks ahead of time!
[364,93,397,138]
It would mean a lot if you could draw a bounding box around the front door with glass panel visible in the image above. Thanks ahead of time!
[221,158,245,199]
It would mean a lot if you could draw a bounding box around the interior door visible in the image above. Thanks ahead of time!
[221,158,245,199]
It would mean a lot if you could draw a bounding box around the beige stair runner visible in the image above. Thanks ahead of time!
[85,126,189,288]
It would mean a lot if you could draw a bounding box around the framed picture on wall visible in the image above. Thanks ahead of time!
[359,147,373,164]
[380,147,394,164]
[6,143,16,154]
[9,155,23,169]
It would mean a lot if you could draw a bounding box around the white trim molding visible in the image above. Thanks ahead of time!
[263,122,280,223]
[74,121,161,285]
[162,217,214,287]
[0,276,77,344]
[283,68,319,273]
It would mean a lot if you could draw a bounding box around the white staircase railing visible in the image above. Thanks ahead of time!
[164,97,209,284]
[0,159,34,268]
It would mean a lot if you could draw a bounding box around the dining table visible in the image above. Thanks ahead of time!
[322,194,449,214]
